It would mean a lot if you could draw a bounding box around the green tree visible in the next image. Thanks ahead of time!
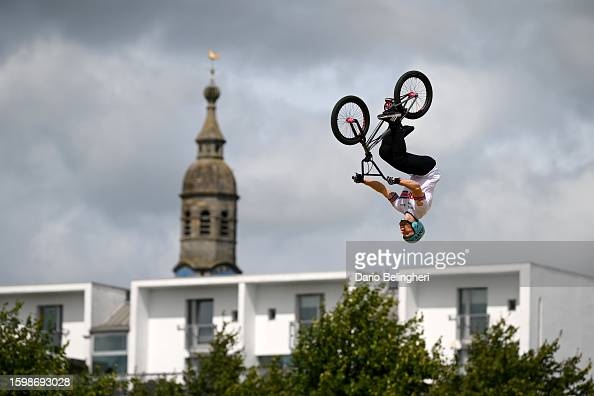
[129,376,184,396]
[183,325,244,396]
[72,372,127,396]
[289,284,446,396]
[432,319,594,395]
[238,358,293,396]
[0,302,69,375]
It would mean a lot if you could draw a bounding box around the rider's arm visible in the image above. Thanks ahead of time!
[362,179,392,200]
[398,179,425,205]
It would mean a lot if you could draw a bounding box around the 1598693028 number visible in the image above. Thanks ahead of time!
[0,375,73,390]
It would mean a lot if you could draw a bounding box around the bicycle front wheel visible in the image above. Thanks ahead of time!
[394,70,432,119]
[330,95,370,145]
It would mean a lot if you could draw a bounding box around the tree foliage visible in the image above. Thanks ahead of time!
[0,302,69,376]
[3,288,594,395]
[183,324,245,396]
[290,284,445,395]
[72,372,128,396]
[238,359,293,396]
[432,319,594,395]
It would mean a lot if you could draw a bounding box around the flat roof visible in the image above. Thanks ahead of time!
[396,262,531,276]
[131,271,348,289]
[0,282,128,295]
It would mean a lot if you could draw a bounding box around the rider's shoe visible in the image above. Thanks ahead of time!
[378,104,406,122]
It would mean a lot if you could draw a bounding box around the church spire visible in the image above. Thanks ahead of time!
[174,51,241,277]
[196,53,225,160]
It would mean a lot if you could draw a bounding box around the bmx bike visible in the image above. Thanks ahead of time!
[330,70,433,184]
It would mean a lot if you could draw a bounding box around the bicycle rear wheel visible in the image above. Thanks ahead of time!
[394,70,432,119]
[330,95,370,145]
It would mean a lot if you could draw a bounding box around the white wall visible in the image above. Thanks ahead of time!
[143,285,238,374]
[129,278,345,374]
[239,283,257,366]
[400,272,520,360]
[0,291,88,361]
[252,281,343,357]
[529,265,594,365]
[130,287,150,374]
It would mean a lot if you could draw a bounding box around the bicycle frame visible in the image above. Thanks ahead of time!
[347,93,419,185]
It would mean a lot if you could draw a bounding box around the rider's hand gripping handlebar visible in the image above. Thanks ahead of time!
[386,176,401,185]
[352,173,364,183]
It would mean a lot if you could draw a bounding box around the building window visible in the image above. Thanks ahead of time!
[257,355,292,368]
[457,288,488,344]
[508,299,517,311]
[268,308,276,320]
[186,299,214,349]
[220,210,229,237]
[297,294,324,325]
[199,210,210,235]
[290,294,324,349]
[231,310,238,322]
[38,305,63,348]
[183,210,191,237]
[92,333,128,375]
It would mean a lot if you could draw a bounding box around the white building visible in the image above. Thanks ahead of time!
[128,272,344,375]
[0,282,128,371]
[3,262,594,376]
[397,262,594,363]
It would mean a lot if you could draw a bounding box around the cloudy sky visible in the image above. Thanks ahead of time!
[1,0,593,287]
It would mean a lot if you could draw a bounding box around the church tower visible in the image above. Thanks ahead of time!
[174,64,241,276]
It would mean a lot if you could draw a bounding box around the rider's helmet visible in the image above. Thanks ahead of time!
[401,216,425,243]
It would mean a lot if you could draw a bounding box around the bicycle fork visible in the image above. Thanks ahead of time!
[348,117,399,185]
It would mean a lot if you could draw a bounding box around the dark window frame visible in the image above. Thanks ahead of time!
[199,210,211,235]
[38,304,63,348]
[457,287,488,343]
[186,299,215,346]
[220,210,229,237]
[296,293,324,324]
[183,209,192,237]
[91,332,128,375]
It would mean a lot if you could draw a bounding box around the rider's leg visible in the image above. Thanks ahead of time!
[379,122,436,176]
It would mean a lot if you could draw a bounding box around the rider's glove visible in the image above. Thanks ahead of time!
[352,173,364,183]
[387,176,401,185]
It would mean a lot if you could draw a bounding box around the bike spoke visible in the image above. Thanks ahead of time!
[399,77,428,115]
[337,102,366,139]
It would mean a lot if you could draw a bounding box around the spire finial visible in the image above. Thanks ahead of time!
[204,49,221,104]
[208,49,220,84]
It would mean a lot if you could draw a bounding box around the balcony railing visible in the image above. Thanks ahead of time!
[456,314,489,343]
[289,320,314,349]
[185,324,216,351]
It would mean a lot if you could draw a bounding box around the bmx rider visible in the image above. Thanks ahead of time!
[353,105,440,243]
